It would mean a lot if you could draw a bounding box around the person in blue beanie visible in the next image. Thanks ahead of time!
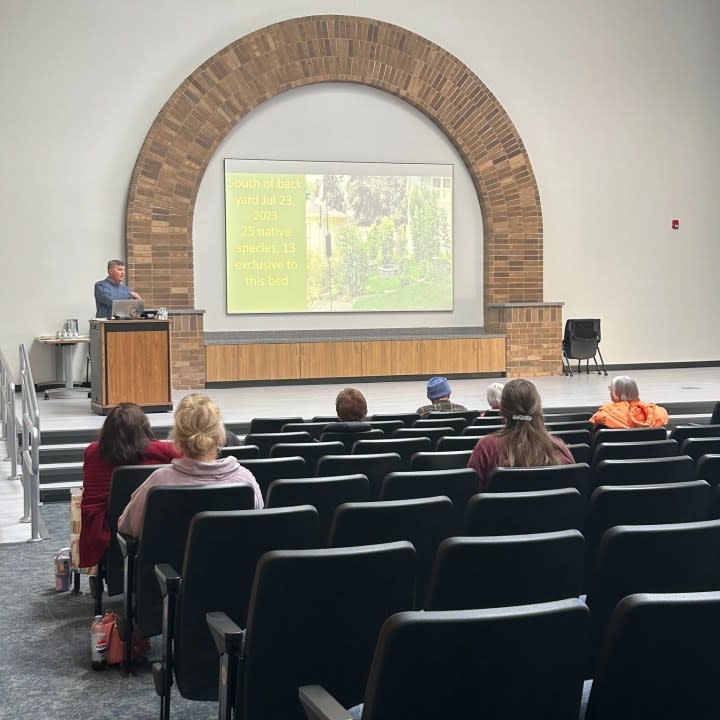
[415,376,467,417]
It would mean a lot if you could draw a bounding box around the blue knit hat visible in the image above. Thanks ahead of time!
[427,376,452,400]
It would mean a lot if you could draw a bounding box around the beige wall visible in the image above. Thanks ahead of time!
[1,1,718,381]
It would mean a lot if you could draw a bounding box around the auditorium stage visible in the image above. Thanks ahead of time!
[2,366,719,543]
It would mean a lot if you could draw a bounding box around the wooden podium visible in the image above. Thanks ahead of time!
[89,319,173,414]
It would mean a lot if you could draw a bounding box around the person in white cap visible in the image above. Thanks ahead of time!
[415,376,467,417]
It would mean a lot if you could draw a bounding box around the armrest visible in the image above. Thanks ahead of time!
[298,685,353,720]
[117,532,138,558]
[155,563,181,597]
[207,611,245,657]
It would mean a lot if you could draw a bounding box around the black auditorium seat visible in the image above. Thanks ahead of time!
[208,542,416,720]
[300,598,590,720]
[426,530,584,610]
[117,484,255,667]
[153,506,321,718]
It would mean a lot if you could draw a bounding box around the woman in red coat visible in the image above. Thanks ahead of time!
[79,402,181,568]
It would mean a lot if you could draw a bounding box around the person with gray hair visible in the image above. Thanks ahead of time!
[590,375,669,429]
[94,259,142,319]
[482,382,504,416]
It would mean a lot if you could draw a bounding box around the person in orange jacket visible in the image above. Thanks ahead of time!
[590,375,669,429]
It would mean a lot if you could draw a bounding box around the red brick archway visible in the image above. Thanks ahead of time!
[126,15,559,387]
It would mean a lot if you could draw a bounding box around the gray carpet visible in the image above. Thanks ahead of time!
[0,502,216,720]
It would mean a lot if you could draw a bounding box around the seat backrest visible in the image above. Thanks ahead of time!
[461,424,504,436]
[380,469,478,533]
[585,591,720,720]
[670,424,720,444]
[544,412,593,423]
[369,412,420,426]
[550,429,592,445]
[353,437,432,469]
[316,453,403,499]
[282,421,330,439]
[242,542,416,720]
[173,506,321,700]
[593,455,695,488]
[697,453,720,489]
[249,416,304,434]
[426,531,584,610]
[681,437,720,462]
[410,450,472,471]
[436,435,479,451]
[329,497,454,606]
[566,443,592,464]
[585,519,720,672]
[104,464,167,595]
[464,488,585,536]
[565,318,601,342]
[546,420,593,432]
[243,431,314,457]
[592,427,667,448]
[564,318,601,359]
[135,483,256,636]
[592,439,680,465]
[237,456,308,499]
[393,426,454,445]
[358,599,590,720]
[265,474,370,543]
[219,445,261,460]
[488,463,593,502]
[583,480,712,591]
[470,415,504,427]
[426,409,480,422]
[365,419,405,436]
[319,428,384,452]
[413,417,468,433]
[269,441,345,474]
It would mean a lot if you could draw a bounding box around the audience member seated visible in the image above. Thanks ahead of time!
[79,402,181,570]
[467,379,574,490]
[118,394,262,537]
[322,387,372,433]
[590,375,669,430]
[481,382,504,416]
[416,376,467,417]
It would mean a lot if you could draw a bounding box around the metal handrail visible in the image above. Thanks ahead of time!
[19,344,43,540]
[0,347,20,480]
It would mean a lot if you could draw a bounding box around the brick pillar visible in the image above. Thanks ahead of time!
[169,311,206,389]
[486,303,564,377]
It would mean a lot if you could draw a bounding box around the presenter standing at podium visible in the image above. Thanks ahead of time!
[94,259,142,318]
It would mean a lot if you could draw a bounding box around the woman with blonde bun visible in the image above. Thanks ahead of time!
[118,394,262,537]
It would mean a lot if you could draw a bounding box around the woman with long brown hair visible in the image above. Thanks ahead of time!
[79,402,181,569]
[467,378,574,490]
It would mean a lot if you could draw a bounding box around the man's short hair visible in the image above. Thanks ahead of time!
[107,259,125,272]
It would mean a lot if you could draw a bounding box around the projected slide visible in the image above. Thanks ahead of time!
[225,159,453,314]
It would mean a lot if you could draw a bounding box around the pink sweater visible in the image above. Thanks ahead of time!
[118,456,263,537]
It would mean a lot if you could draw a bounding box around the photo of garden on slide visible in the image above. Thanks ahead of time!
[225,160,453,314]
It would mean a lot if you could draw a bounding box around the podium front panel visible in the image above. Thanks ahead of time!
[90,319,172,413]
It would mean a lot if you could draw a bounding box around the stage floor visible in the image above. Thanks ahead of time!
[2,366,719,543]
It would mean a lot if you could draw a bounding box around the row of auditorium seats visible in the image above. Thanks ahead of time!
[83,412,720,717]
[110,483,720,719]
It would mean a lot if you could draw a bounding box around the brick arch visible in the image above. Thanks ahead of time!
[126,15,557,386]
